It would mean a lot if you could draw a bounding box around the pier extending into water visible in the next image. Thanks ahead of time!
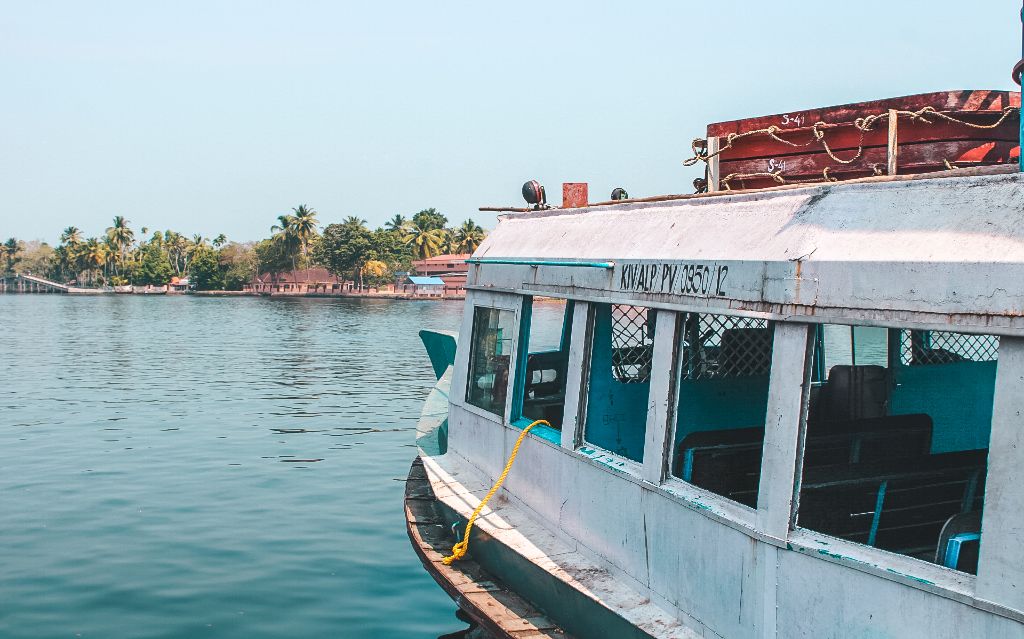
[0,273,102,295]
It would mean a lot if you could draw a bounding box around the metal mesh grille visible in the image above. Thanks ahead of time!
[681,314,772,380]
[900,330,999,365]
[611,305,655,383]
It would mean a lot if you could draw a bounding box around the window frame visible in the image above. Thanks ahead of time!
[455,287,1024,610]
[663,310,779,513]
[509,296,575,445]
[490,291,1024,607]
[455,294,524,425]
[577,302,661,466]
[791,320,1004,587]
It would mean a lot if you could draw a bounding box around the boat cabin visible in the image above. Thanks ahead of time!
[432,168,1024,637]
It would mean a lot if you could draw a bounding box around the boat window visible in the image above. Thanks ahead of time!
[899,330,999,366]
[583,304,654,462]
[515,298,574,430]
[670,313,773,507]
[464,306,516,417]
[798,323,997,575]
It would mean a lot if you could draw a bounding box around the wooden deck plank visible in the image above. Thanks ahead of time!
[405,457,570,639]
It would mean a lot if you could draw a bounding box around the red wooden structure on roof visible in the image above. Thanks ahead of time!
[694,90,1021,191]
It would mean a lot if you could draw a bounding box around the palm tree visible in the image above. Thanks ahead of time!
[403,222,446,260]
[342,215,366,230]
[174,234,190,275]
[442,229,459,255]
[289,205,320,280]
[212,234,227,248]
[160,231,190,276]
[3,238,21,273]
[57,227,85,281]
[60,226,83,246]
[103,236,118,278]
[185,235,207,275]
[292,206,319,249]
[384,214,407,234]
[271,214,294,235]
[454,219,486,253]
[105,216,134,276]
[52,244,69,280]
[83,238,109,285]
[271,214,300,274]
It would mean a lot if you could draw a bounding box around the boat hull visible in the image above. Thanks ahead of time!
[407,455,699,639]
[404,457,568,639]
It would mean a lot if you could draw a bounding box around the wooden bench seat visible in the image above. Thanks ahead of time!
[798,450,987,561]
[675,414,933,507]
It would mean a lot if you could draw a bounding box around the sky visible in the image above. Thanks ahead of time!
[1,1,1021,244]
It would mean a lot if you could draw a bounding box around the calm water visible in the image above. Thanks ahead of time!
[0,295,469,639]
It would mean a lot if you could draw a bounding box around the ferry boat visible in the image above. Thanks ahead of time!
[406,23,1024,639]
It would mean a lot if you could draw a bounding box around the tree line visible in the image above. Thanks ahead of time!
[0,207,486,291]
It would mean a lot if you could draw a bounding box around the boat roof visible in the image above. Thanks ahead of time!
[408,275,446,285]
[470,168,1024,334]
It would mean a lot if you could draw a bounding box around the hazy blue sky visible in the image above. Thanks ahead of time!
[2,1,1021,243]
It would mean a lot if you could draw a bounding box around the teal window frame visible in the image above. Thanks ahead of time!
[510,296,575,445]
[580,303,654,463]
[464,305,517,418]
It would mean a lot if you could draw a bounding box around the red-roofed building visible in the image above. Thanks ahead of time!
[410,253,469,296]
[245,268,348,295]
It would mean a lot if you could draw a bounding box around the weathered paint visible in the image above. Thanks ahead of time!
[706,90,1019,137]
[755,323,813,539]
[560,301,591,451]
[466,258,615,269]
[419,455,699,639]
[425,171,1024,638]
[642,311,678,485]
[471,173,1024,333]
[562,182,589,209]
[978,337,1024,612]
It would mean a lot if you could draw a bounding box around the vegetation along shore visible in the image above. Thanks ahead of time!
[0,207,486,294]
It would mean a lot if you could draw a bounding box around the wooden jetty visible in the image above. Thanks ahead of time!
[0,273,102,294]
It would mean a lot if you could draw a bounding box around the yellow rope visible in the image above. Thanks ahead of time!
[442,419,550,565]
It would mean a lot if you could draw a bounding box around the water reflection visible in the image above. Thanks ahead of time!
[0,296,469,639]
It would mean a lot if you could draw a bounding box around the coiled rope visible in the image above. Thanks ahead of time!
[683,105,1020,169]
[690,105,1021,191]
[442,419,550,565]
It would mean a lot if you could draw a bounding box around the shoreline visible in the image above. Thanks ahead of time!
[1,289,466,301]
[197,290,466,300]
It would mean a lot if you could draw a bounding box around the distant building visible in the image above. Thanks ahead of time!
[245,268,346,294]
[169,276,190,293]
[410,253,469,296]
[406,275,445,298]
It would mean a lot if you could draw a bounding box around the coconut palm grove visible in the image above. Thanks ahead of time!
[0,207,487,291]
